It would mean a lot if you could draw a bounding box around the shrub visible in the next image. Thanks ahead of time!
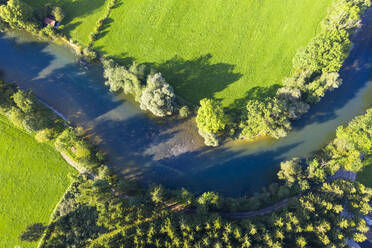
[7,106,24,128]
[35,128,55,142]
[52,6,64,23]
[178,105,191,119]
[139,73,175,117]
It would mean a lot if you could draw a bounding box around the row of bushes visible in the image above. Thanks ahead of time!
[0,80,104,171]
[36,108,372,248]
[196,0,371,146]
[87,0,117,48]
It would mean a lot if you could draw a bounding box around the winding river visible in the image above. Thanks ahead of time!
[1,10,372,196]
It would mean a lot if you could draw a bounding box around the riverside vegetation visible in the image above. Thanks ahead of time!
[2,77,372,248]
[1,0,364,146]
[25,95,372,248]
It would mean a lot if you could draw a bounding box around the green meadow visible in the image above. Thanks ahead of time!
[94,0,334,106]
[0,116,76,247]
[24,0,109,46]
[24,0,334,106]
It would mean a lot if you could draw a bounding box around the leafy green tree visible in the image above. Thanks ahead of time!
[0,0,34,29]
[196,98,227,134]
[239,98,291,140]
[139,73,175,117]
[52,6,64,22]
[277,158,304,187]
[12,90,36,113]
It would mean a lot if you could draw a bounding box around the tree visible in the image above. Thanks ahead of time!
[12,90,36,113]
[196,98,227,134]
[277,158,304,187]
[139,73,175,117]
[239,98,291,140]
[52,6,64,22]
[0,0,34,29]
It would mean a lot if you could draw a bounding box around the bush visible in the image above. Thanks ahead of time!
[178,105,191,119]
[35,128,55,143]
[7,106,24,128]
[139,73,175,117]
[12,90,36,113]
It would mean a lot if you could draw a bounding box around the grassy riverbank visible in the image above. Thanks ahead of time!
[93,0,333,106]
[24,0,333,107]
[0,116,76,247]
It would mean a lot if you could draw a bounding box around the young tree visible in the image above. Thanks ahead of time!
[52,6,64,22]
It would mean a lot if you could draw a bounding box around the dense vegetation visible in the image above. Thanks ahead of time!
[0,115,76,248]
[196,0,371,145]
[23,103,372,248]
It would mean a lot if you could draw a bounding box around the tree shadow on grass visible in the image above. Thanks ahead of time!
[149,54,243,104]
[226,84,281,114]
[59,0,106,37]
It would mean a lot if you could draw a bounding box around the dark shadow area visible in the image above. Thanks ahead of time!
[19,223,47,242]
[292,8,372,129]
[145,54,243,104]
[60,0,106,33]
[62,21,82,37]
[94,17,114,41]
[226,84,281,112]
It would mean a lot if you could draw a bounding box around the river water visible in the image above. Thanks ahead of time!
[1,11,372,196]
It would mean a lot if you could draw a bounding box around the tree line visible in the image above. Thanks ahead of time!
[196,0,371,146]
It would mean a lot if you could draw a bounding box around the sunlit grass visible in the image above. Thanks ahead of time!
[0,116,76,247]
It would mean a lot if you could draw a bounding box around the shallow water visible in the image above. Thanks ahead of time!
[1,11,372,196]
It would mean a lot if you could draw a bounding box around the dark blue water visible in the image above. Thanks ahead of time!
[0,10,372,196]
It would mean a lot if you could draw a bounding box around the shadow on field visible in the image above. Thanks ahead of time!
[150,54,243,104]
[60,0,106,36]
[226,84,281,113]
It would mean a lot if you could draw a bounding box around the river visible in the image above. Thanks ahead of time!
[0,11,372,196]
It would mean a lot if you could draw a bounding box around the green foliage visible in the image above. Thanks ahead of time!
[239,98,291,140]
[178,105,191,119]
[196,98,227,134]
[102,59,144,99]
[12,90,36,113]
[35,128,56,143]
[93,0,333,106]
[51,6,64,22]
[0,0,35,30]
[196,98,228,146]
[139,73,175,117]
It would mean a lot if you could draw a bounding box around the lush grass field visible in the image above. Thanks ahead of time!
[0,116,76,247]
[357,156,372,188]
[94,0,334,106]
[24,0,108,46]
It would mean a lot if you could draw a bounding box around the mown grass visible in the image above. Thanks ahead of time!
[0,116,76,247]
[357,156,372,188]
[24,0,109,46]
[94,0,334,106]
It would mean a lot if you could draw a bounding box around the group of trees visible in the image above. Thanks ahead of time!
[196,0,370,146]
[0,81,103,169]
[31,106,372,247]
[103,59,177,117]
[0,0,67,41]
